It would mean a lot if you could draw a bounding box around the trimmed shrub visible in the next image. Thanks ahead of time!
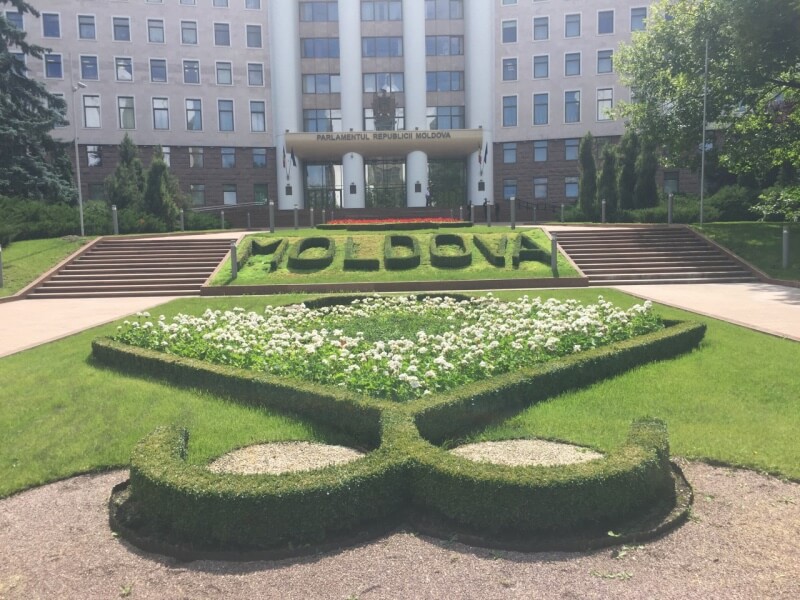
[474,234,507,267]
[250,238,288,271]
[343,237,380,271]
[512,233,549,267]
[318,221,471,231]
[383,234,421,269]
[707,186,760,222]
[429,234,472,268]
[287,237,336,270]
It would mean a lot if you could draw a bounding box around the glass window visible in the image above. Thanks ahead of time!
[118,96,135,129]
[425,0,462,19]
[363,1,403,21]
[501,0,517,5]
[216,62,232,85]
[503,179,517,201]
[503,143,516,164]
[186,99,202,131]
[252,148,267,168]
[533,17,548,40]
[80,56,98,80]
[42,13,59,37]
[426,106,464,130]
[565,14,580,38]
[304,73,342,94]
[87,146,102,167]
[565,91,580,123]
[534,177,547,200]
[246,24,262,48]
[250,100,266,132]
[190,184,205,206]
[565,53,580,76]
[223,184,237,205]
[150,59,167,82]
[301,38,340,58]
[153,98,169,130]
[363,72,403,93]
[597,88,613,121]
[148,19,164,43]
[502,58,517,81]
[83,95,100,128]
[218,99,234,131]
[363,107,405,131]
[631,7,647,32]
[189,147,204,167]
[425,35,463,56]
[181,0,196,4]
[502,20,516,44]
[303,109,342,132]
[246,0,261,9]
[6,11,22,30]
[362,37,403,57]
[597,50,613,74]
[534,140,547,162]
[502,96,517,127]
[221,147,236,168]
[247,63,264,86]
[214,23,230,46]
[181,21,198,44]
[565,177,579,199]
[78,15,95,40]
[426,71,464,92]
[533,55,548,79]
[533,93,548,125]
[113,17,130,41]
[300,2,338,22]
[161,146,171,166]
[183,60,200,84]
[115,57,133,82]
[598,10,614,34]
[44,54,62,78]
[253,183,268,204]
[565,138,579,160]
[213,0,229,7]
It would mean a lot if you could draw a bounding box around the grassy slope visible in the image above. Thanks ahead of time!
[0,237,90,297]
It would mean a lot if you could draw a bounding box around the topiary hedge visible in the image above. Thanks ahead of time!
[512,233,549,267]
[252,238,288,271]
[383,234,421,269]
[343,237,380,271]
[429,234,472,268]
[474,234,508,267]
[287,236,336,270]
[318,221,471,231]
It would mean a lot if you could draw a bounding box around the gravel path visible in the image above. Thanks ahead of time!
[0,459,798,600]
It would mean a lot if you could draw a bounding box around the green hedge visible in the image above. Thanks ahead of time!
[343,237,380,271]
[474,234,507,267]
[512,233,549,267]
[383,234,421,269]
[287,236,336,270]
[252,238,288,271]
[429,234,472,268]
[318,221,471,231]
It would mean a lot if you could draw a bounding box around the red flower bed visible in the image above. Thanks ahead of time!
[327,217,460,225]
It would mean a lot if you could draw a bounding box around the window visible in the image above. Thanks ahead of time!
[113,17,130,41]
[80,55,98,80]
[118,96,135,129]
[304,73,341,94]
[218,99,234,131]
[534,177,547,200]
[501,0,517,5]
[42,13,59,37]
[502,58,517,81]
[363,72,403,93]
[214,23,230,46]
[533,93,548,125]
[301,38,340,58]
[78,15,95,40]
[534,140,547,162]
[5,11,22,30]
[597,88,613,121]
[115,57,133,81]
[565,138,579,160]
[425,35,463,56]
[181,0,197,5]
[533,55,548,79]
[162,146,171,166]
[221,147,235,168]
[153,98,169,130]
[363,1,403,21]
[88,183,104,200]
[502,96,517,127]
[502,20,517,44]
[247,63,264,86]
[300,2,338,22]
[363,108,404,130]
[181,21,198,44]
[533,17,548,40]
[426,71,464,92]
[246,24,262,48]
[186,99,202,131]
[362,37,403,57]
[303,109,342,132]
[425,0,462,19]
[83,95,101,128]
[503,179,517,201]
[246,0,261,9]
[598,10,614,34]
[631,7,647,32]
[213,0,229,7]
[216,62,232,85]
[565,177,579,199]
[252,148,267,168]
[565,14,580,38]
[565,52,580,76]
[87,146,102,167]
[190,184,205,206]
[427,106,464,130]
[253,183,268,204]
[223,184,237,205]
[189,147,203,167]
[44,54,62,78]
[148,19,164,43]
[597,49,613,74]
[503,143,516,164]
[663,171,679,195]
[150,59,167,82]
[565,91,580,123]
[250,101,266,132]
[183,60,200,84]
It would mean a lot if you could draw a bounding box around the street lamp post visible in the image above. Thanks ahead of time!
[71,81,87,237]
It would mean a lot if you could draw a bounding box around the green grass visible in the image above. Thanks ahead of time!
[0,237,91,297]
[0,289,798,500]
[696,222,800,280]
[213,227,577,285]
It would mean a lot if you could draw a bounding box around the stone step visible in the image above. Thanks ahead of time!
[580,264,749,275]
[44,276,208,285]
[589,275,758,286]
[588,270,756,281]
[27,289,195,299]
[35,282,202,293]
[59,266,215,275]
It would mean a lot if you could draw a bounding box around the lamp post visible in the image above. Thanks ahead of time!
[71,81,87,237]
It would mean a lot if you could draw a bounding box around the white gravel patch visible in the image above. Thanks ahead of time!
[450,439,604,467]
[206,441,365,475]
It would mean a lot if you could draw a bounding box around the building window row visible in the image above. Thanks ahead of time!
[425,35,464,56]
[426,71,464,92]
[501,139,583,165]
[300,1,338,22]
[362,1,402,21]
[526,90,614,126]
[425,0,463,21]
[501,8,646,43]
[501,51,614,83]
[362,36,403,58]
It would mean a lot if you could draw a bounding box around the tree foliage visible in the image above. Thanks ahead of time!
[0,0,75,203]
[104,134,145,210]
[634,140,659,208]
[617,130,640,209]
[597,146,618,221]
[143,146,181,229]
[578,133,597,218]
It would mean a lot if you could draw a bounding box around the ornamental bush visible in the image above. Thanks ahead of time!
[383,235,421,269]
[429,234,472,268]
[287,237,335,270]
[343,237,380,271]
[474,234,507,267]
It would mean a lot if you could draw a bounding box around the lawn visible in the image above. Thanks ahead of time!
[212,226,578,285]
[696,222,800,280]
[0,237,90,297]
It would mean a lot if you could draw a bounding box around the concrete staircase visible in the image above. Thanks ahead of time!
[554,227,758,285]
[27,237,235,298]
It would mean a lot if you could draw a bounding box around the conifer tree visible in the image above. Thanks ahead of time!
[617,130,640,209]
[634,140,659,208]
[143,146,181,229]
[105,134,145,210]
[597,145,618,221]
[578,132,597,219]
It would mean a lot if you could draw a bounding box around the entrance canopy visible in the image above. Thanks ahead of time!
[286,129,484,161]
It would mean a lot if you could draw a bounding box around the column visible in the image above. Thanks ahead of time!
[339,0,366,208]
[403,0,428,207]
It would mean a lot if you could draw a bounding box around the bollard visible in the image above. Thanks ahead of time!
[247,212,251,229]
[0,244,4,288]
[230,240,238,279]
[221,210,225,230]
[601,199,606,224]
[112,204,119,235]
[331,209,335,222]
[179,208,185,231]
[470,204,475,223]
[459,205,463,221]
[268,201,275,233]
[510,196,516,230]
[783,225,790,269]
[310,207,315,228]
[293,204,299,230]
[533,204,537,224]
[322,208,326,224]
[487,200,492,227]
[551,232,558,275]
[668,193,674,225]
[560,204,565,223]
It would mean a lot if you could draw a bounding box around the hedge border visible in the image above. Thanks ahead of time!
[287,236,336,270]
[429,233,472,268]
[383,234,421,269]
[512,233,549,268]
[343,236,380,271]
[252,238,288,272]
[318,221,472,231]
[474,234,507,267]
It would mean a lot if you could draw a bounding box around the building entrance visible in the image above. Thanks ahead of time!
[304,164,342,209]
[365,159,406,208]
[428,159,467,208]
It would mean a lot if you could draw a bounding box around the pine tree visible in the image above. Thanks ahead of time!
[578,132,597,219]
[634,140,659,208]
[617,130,639,209]
[105,134,145,210]
[0,0,75,203]
[143,146,181,229]
[597,145,618,221]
